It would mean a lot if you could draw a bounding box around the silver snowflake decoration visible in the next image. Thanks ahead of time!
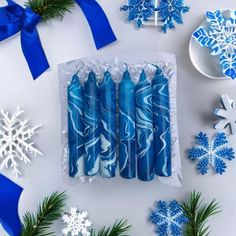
[0,107,42,177]
[62,207,92,236]
[214,94,236,134]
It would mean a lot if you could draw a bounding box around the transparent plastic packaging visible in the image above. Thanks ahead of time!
[58,51,182,187]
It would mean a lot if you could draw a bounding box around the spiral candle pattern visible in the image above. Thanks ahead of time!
[84,71,100,176]
[67,74,84,177]
[119,70,136,179]
[135,70,154,181]
[99,71,117,178]
[152,67,172,177]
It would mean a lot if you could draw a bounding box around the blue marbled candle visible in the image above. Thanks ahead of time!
[84,71,100,176]
[135,70,154,181]
[67,74,84,177]
[152,67,172,177]
[119,70,136,179]
[99,71,117,178]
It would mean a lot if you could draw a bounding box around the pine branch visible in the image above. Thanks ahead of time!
[21,191,67,236]
[182,191,221,236]
[25,0,75,22]
[91,219,131,236]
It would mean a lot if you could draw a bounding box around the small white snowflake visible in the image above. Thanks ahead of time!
[0,107,42,177]
[62,207,92,236]
[214,94,236,134]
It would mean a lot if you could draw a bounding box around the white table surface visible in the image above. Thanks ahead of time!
[0,0,236,235]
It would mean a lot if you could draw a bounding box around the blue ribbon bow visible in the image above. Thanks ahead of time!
[0,0,49,80]
[0,174,23,236]
[0,0,116,80]
[75,0,117,49]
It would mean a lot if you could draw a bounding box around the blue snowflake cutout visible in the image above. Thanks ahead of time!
[149,200,188,236]
[193,10,236,79]
[157,0,190,33]
[120,0,155,28]
[188,132,235,175]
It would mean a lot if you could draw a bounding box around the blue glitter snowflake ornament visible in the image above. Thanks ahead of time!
[188,132,235,175]
[149,200,188,236]
[193,10,236,79]
[121,0,189,31]
[157,0,190,33]
[120,0,155,28]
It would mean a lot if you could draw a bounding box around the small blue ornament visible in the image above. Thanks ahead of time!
[188,132,235,175]
[120,0,155,28]
[157,0,190,33]
[149,200,188,236]
[193,10,236,79]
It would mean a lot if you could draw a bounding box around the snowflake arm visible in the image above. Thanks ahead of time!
[0,107,42,177]
[121,0,155,28]
[188,132,235,175]
[215,147,235,160]
[197,157,209,175]
[188,147,208,160]
[62,207,92,236]
[149,200,188,236]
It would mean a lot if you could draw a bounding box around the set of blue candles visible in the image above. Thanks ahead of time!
[67,67,172,181]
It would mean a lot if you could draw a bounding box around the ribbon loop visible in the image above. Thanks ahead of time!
[0,0,49,79]
[23,8,41,30]
[75,0,117,49]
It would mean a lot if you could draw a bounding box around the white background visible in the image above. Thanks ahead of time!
[0,0,236,235]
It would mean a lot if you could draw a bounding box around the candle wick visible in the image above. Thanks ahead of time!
[124,63,129,71]
[106,66,112,72]
[75,66,83,75]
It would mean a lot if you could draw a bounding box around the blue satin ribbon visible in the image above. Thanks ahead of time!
[0,0,49,80]
[0,0,116,79]
[0,174,23,236]
[75,0,117,49]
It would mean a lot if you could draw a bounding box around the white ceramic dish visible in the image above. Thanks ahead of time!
[189,10,233,80]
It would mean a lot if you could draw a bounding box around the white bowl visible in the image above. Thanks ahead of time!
[189,10,234,80]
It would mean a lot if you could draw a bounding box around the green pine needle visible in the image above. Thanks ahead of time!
[91,219,131,236]
[182,191,221,236]
[25,0,74,22]
[21,191,67,236]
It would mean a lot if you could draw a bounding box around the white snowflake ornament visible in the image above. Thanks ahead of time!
[214,94,236,134]
[193,10,236,79]
[62,207,92,236]
[0,107,42,177]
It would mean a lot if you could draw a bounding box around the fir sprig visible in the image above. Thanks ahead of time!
[21,191,67,236]
[182,191,221,236]
[91,219,131,236]
[25,0,74,22]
